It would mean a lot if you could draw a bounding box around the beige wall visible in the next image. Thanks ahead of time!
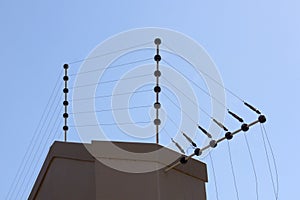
[34,158,95,200]
[29,141,207,200]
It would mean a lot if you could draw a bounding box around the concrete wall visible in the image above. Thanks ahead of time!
[29,141,207,200]
[34,158,95,200]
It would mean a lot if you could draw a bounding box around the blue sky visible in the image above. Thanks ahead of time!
[1,0,299,199]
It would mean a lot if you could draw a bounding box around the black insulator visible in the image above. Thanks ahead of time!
[154,38,161,45]
[154,54,161,62]
[63,75,69,81]
[191,142,197,148]
[225,132,233,140]
[209,140,218,148]
[244,102,261,114]
[194,148,202,156]
[154,102,161,109]
[154,86,161,93]
[63,64,69,69]
[172,139,185,154]
[180,156,188,164]
[63,100,69,106]
[197,125,212,138]
[63,125,69,131]
[63,113,69,118]
[154,118,161,125]
[228,110,244,123]
[154,70,161,77]
[258,115,266,123]
[63,88,69,93]
[212,118,228,131]
[182,132,197,147]
[241,123,249,132]
[197,125,208,134]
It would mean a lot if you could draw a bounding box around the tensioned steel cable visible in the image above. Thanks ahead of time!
[227,141,240,200]
[17,92,62,199]
[244,133,259,200]
[6,70,63,200]
[69,41,153,65]
[260,124,279,200]
[209,152,219,200]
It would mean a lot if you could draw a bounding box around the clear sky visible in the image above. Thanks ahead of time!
[1,0,299,199]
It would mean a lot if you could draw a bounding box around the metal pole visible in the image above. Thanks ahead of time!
[154,38,161,144]
[63,64,69,142]
[165,119,261,172]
